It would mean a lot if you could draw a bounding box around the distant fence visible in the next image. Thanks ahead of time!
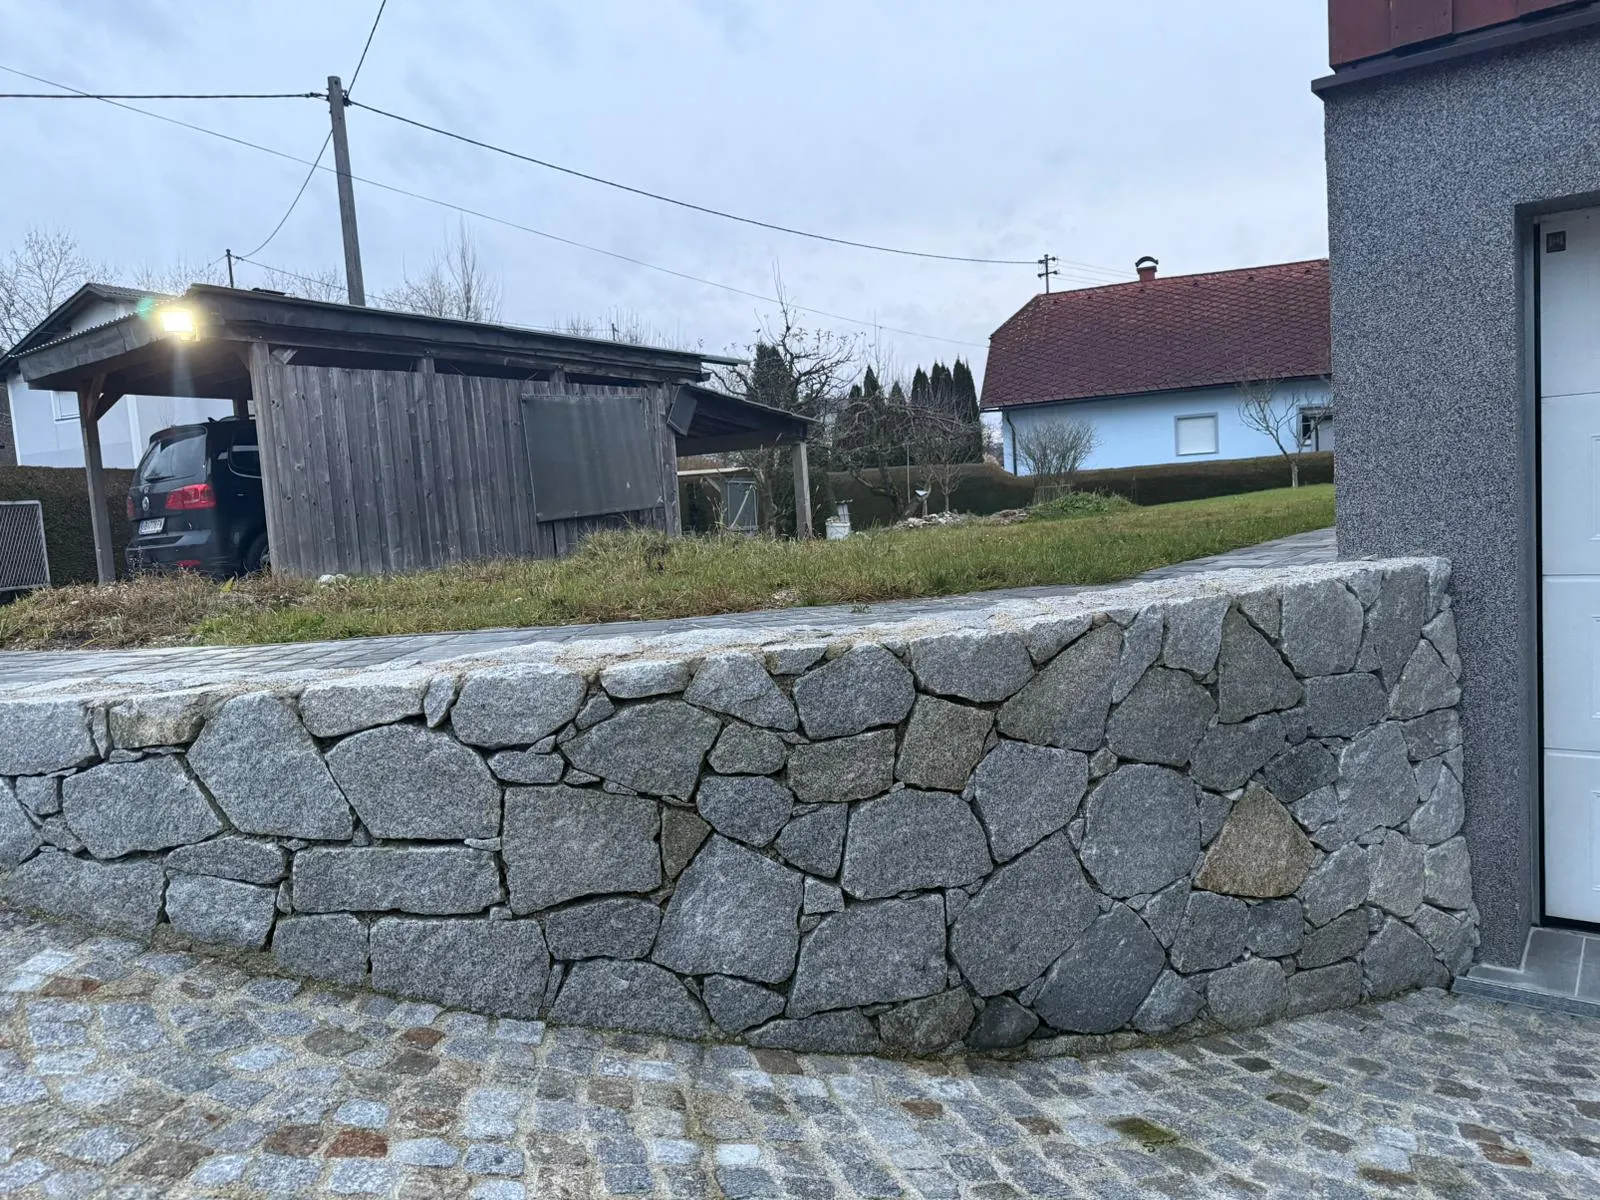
[0,466,135,586]
[0,502,49,592]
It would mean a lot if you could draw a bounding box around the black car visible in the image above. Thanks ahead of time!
[125,418,269,577]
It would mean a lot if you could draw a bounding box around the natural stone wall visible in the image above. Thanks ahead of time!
[0,556,1475,1056]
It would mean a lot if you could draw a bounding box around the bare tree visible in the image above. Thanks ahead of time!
[255,265,348,304]
[1237,376,1325,487]
[911,405,981,513]
[1014,416,1098,483]
[562,308,701,352]
[0,227,98,350]
[381,222,503,322]
[128,256,227,296]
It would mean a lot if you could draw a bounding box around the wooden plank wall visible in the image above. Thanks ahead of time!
[254,360,677,576]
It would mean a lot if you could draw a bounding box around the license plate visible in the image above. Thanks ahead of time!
[138,518,165,535]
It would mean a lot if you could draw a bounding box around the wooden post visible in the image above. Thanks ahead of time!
[77,374,115,584]
[327,75,366,306]
[245,342,285,572]
[232,396,250,420]
[791,440,813,539]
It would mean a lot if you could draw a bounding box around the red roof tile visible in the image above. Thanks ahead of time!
[980,259,1330,410]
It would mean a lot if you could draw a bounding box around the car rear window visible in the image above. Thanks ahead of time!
[135,432,207,485]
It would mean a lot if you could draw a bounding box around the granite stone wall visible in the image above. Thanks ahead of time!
[0,557,1474,1056]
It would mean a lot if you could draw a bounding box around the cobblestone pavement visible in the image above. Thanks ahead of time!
[0,528,1335,690]
[0,904,1594,1199]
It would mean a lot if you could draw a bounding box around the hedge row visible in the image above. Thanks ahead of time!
[825,453,1334,527]
[0,466,135,586]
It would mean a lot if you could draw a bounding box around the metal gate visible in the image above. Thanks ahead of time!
[0,501,49,592]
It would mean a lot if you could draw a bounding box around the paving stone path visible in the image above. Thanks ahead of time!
[0,905,1595,1199]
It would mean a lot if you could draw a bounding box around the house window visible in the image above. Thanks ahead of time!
[1174,413,1218,456]
[1299,406,1334,452]
[51,392,79,423]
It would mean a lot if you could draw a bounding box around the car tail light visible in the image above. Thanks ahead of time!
[176,559,203,570]
[164,483,216,511]
[126,495,135,519]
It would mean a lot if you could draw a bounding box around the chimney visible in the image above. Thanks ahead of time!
[1136,256,1159,283]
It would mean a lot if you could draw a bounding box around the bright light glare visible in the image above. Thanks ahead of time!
[157,307,196,336]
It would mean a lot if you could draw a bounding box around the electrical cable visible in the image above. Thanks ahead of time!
[346,97,1122,278]
[0,91,322,99]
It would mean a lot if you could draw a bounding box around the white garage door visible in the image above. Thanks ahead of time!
[1541,206,1600,924]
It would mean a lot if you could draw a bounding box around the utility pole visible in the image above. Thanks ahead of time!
[326,75,366,306]
[1037,253,1058,294]
[225,249,235,288]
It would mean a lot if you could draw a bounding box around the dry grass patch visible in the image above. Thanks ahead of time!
[0,485,1334,650]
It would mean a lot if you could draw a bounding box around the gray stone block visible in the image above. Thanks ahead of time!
[1304,673,1388,738]
[1132,970,1206,1034]
[908,630,1033,702]
[488,749,564,785]
[1161,596,1229,675]
[326,724,500,841]
[1388,641,1461,720]
[1141,879,1190,947]
[298,669,430,737]
[449,664,586,748]
[802,877,844,914]
[969,740,1088,863]
[895,697,992,792]
[1399,709,1461,761]
[292,846,503,915]
[166,874,277,949]
[188,694,352,840]
[1217,611,1302,724]
[1111,607,1163,704]
[422,674,458,728]
[746,1010,881,1054]
[1169,891,1250,973]
[696,776,793,848]
[1423,609,1460,676]
[1194,785,1315,898]
[765,642,829,677]
[787,894,946,1018]
[575,695,614,730]
[1021,613,1093,666]
[1363,917,1441,998]
[708,726,787,776]
[787,730,895,805]
[653,836,803,984]
[1408,762,1464,844]
[502,787,660,913]
[563,701,721,798]
[165,834,287,885]
[543,897,661,960]
[1263,740,1338,803]
[684,653,797,731]
[1237,588,1282,639]
[552,958,708,1038]
[703,975,785,1033]
[879,990,974,1055]
[792,644,915,739]
[1189,714,1285,792]
[1281,580,1364,677]
[997,623,1122,750]
[1298,844,1370,926]
[1286,961,1362,1017]
[0,699,97,776]
[371,916,548,1019]
[1321,723,1420,847]
[1198,790,1234,847]
[1077,765,1199,898]
[0,784,41,868]
[840,790,992,900]
[600,659,691,700]
[1366,830,1425,917]
[966,996,1040,1049]
[1409,904,1476,974]
[1423,837,1472,910]
[1106,668,1215,767]
[3,850,163,938]
[1032,903,1165,1034]
[775,806,846,878]
[661,808,710,881]
[108,689,219,749]
[1364,567,1429,688]
[61,757,222,859]
[1206,958,1287,1031]
[273,913,368,984]
[14,775,59,818]
[950,833,1098,996]
[1246,898,1304,957]
[1298,909,1369,969]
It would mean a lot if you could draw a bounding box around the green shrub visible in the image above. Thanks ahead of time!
[1027,491,1135,521]
[0,466,135,586]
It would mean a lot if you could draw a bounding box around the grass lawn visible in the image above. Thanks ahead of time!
[0,485,1334,650]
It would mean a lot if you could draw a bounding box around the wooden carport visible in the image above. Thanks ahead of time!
[16,287,813,581]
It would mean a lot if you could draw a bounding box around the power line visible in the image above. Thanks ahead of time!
[238,0,387,261]
[0,63,990,348]
[347,97,1120,278]
[0,90,322,99]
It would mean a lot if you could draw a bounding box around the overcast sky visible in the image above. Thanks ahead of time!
[1,1,1331,383]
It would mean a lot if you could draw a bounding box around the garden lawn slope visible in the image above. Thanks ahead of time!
[0,485,1333,649]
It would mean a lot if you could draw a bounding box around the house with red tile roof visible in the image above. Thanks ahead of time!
[981,258,1331,474]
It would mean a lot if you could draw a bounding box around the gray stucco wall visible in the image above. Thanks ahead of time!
[1322,28,1600,963]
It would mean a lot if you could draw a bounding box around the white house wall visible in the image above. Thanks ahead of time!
[998,378,1331,475]
[5,297,233,470]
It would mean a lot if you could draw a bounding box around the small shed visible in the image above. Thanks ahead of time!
[15,287,813,580]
